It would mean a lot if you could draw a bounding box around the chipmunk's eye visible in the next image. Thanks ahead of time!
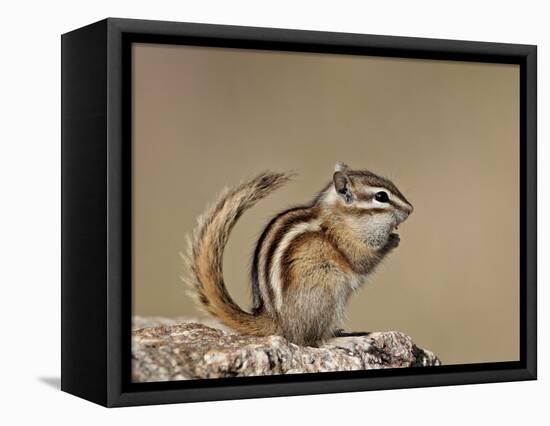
[374,191,389,203]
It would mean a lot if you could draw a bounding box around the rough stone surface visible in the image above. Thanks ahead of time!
[132,317,441,382]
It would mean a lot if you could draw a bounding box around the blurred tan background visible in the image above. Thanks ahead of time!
[132,43,519,365]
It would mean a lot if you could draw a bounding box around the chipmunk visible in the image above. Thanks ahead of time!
[184,162,413,346]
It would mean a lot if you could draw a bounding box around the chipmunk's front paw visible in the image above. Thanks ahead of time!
[386,233,400,250]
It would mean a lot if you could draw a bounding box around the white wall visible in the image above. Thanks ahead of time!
[0,0,546,424]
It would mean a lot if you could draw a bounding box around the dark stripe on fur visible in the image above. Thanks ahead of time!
[251,206,304,312]
[262,207,320,302]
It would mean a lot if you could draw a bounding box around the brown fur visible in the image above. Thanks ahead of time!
[250,207,305,312]
[334,203,392,217]
[263,208,320,305]
[185,165,412,346]
[278,231,354,345]
[183,172,292,337]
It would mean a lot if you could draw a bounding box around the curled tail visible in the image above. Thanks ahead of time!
[183,172,292,336]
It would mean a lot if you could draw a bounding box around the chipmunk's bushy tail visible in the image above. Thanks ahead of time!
[182,172,292,335]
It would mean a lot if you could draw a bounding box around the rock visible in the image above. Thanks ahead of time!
[132,318,441,382]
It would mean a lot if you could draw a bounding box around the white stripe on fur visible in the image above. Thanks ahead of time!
[268,220,321,310]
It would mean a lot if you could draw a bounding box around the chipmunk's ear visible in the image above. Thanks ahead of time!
[333,170,354,204]
[334,161,349,173]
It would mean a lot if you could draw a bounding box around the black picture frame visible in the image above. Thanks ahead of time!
[61,17,537,407]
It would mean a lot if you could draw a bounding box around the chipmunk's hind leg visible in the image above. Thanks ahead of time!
[278,284,337,346]
[278,268,353,346]
[276,231,357,346]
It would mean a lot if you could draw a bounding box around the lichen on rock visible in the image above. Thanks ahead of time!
[132,317,441,382]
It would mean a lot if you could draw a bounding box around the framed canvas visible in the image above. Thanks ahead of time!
[61,18,537,407]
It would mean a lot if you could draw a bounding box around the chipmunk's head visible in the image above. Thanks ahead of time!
[324,162,413,249]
